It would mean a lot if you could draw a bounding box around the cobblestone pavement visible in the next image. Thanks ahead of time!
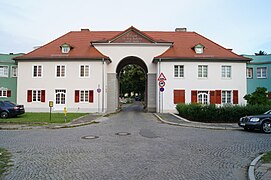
[1,103,271,180]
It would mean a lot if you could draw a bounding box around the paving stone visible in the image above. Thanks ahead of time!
[1,104,271,179]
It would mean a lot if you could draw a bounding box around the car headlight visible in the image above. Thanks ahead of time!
[250,118,260,122]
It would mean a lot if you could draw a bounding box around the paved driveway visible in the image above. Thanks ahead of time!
[1,103,271,180]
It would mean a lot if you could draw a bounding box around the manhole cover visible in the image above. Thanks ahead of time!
[115,132,131,136]
[81,135,99,139]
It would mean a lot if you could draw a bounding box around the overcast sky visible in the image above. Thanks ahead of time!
[0,0,270,55]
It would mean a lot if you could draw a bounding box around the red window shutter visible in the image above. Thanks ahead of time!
[89,90,94,103]
[210,91,215,104]
[191,90,197,103]
[174,90,180,104]
[41,90,46,102]
[7,90,11,97]
[27,90,32,102]
[75,90,79,103]
[174,90,185,104]
[268,92,271,99]
[215,90,221,104]
[233,90,238,104]
[180,90,185,103]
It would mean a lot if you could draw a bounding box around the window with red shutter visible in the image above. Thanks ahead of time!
[174,90,185,104]
[233,90,238,104]
[191,90,197,103]
[7,90,11,97]
[41,90,46,102]
[89,90,94,103]
[210,91,215,104]
[27,90,32,102]
[215,90,221,104]
[75,90,79,103]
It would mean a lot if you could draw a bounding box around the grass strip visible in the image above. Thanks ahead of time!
[0,148,13,177]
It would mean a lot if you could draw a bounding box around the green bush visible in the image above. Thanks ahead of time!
[176,104,271,123]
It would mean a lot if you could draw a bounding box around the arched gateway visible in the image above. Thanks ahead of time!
[15,26,249,113]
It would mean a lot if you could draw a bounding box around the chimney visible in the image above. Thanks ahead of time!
[81,28,90,31]
[175,28,187,32]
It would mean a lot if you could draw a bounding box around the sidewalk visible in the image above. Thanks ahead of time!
[154,113,271,180]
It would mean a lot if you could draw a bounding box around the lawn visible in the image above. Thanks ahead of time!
[0,112,88,124]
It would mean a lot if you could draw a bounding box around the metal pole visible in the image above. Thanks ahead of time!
[102,58,105,112]
[158,59,161,113]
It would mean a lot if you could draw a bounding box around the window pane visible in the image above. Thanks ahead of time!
[174,66,178,77]
[61,66,65,77]
[33,66,37,77]
[57,66,60,77]
[85,65,89,77]
[80,66,84,77]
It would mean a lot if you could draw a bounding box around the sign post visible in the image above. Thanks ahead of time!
[64,107,67,123]
[158,73,166,113]
[49,101,53,122]
[97,85,101,113]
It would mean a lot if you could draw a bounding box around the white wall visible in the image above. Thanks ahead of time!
[17,60,106,112]
[94,44,170,73]
[157,61,247,113]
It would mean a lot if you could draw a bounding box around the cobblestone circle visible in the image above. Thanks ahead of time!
[1,104,271,179]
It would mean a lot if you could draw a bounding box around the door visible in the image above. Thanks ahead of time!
[55,89,66,110]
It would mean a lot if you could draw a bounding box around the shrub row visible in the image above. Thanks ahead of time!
[176,104,271,123]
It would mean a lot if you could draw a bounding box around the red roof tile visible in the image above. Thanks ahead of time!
[15,27,249,61]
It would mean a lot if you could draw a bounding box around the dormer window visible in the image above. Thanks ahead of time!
[194,44,205,54]
[60,43,71,54]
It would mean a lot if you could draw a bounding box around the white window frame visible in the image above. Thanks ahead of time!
[246,67,253,79]
[0,66,9,77]
[198,65,208,78]
[174,65,184,78]
[33,65,43,78]
[222,90,232,104]
[56,65,66,78]
[197,91,209,104]
[0,90,7,97]
[32,90,41,102]
[11,66,18,77]
[256,67,267,79]
[55,89,66,105]
[62,46,70,53]
[80,90,89,102]
[221,65,231,79]
[80,65,89,77]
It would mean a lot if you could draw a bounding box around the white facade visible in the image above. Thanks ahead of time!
[157,61,247,113]
[17,60,106,112]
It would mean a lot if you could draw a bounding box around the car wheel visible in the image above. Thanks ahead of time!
[261,121,271,134]
[0,111,9,119]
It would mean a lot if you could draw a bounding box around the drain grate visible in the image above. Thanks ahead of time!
[115,132,131,136]
[81,135,99,140]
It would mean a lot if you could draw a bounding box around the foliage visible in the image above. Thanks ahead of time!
[255,50,267,56]
[244,87,271,105]
[0,112,88,124]
[119,64,146,98]
[262,151,271,163]
[0,148,13,177]
[176,103,271,123]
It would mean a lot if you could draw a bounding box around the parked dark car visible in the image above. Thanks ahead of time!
[238,110,271,133]
[0,101,25,119]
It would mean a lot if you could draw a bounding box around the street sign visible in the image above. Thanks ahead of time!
[159,80,165,87]
[158,72,167,81]
[160,87,164,92]
[97,88,101,93]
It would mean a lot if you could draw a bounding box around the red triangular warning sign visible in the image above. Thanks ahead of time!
[158,72,167,81]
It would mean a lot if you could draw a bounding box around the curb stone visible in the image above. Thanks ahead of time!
[153,113,240,130]
[248,153,265,180]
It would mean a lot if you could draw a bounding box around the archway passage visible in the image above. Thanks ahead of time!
[116,56,148,111]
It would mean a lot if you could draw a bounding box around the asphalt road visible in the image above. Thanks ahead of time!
[1,102,271,180]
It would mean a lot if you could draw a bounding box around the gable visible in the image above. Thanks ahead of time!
[110,26,156,43]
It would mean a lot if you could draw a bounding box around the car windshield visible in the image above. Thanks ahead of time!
[264,110,271,115]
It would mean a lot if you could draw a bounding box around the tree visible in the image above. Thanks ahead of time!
[244,87,270,105]
[119,64,146,98]
[255,50,267,56]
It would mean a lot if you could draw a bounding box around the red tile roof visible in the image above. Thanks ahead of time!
[15,27,249,61]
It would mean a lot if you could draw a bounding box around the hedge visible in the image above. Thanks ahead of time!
[176,104,271,123]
